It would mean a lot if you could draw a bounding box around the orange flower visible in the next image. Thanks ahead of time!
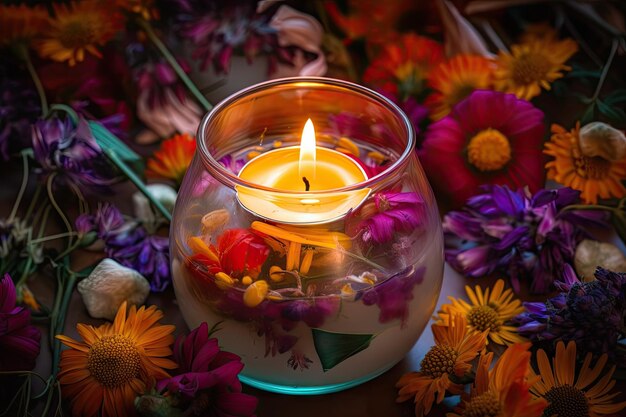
[36,2,122,66]
[363,33,444,99]
[425,54,495,120]
[0,4,50,46]
[116,0,160,21]
[449,343,547,417]
[544,122,626,204]
[146,133,197,185]
[396,314,487,417]
[57,302,176,417]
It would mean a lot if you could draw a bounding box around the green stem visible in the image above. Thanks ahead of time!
[24,184,42,221]
[563,203,615,213]
[106,150,172,222]
[46,174,75,247]
[137,18,212,112]
[592,38,619,101]
[51,271,78,379]
[29,232,78,245]
[18,45,48,116]
[9,151,30,222]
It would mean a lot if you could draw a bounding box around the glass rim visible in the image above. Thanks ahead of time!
[196,76,415,194]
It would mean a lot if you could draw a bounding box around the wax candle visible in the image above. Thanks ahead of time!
[236,119,370,224]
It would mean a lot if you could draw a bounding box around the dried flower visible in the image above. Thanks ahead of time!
[515,267,626,360]
[57,302,176,417]
[146,133,197,186]
[544,122,626,204]
[420,90,545,208]
[0,274,41,371]
[444,185,609,293]
[156,322,258,416]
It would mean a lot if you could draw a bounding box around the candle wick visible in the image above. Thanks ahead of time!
[302,177,310,192]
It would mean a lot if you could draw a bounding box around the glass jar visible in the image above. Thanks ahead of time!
[171,77,444,394]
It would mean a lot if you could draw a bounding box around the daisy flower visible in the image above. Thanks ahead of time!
[449,343,547,417]
[0,4,49,46]
[396,314,487,417]
[146,133,197,186]
[36,2,122,66]
[493,38,578,100]
[425,54,495,120]
[436,279,526,346]
[530,341,626,417]
[544,122,626,204]
[57,302,177,417]
[420,90,545,208]
[363,33,444,99]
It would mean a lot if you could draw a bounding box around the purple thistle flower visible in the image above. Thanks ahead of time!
[444,185,609,293]
[157,322,258,416]
[347,191,424,245]
[0,274,41,371]
[0,78,40,160]
[362,266,425,327]
[31,115,115,193]
[514,267,626,361]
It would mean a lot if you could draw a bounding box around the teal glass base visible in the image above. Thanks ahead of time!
[239,364,394,395]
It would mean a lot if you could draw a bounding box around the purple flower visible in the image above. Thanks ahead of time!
[32,115,115,192]
[514,267,626,361]
[444,185,609,293]
[157,322,258,416]
[377,90,429,136]
[347,191,424,245]
[0,77,40,160]
[362,266,425,327]
[218,154,246,175]
[170,0,278,74]
[0,274,41,371]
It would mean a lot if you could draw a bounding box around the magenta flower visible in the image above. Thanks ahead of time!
[419,90,545,208]
[0,274,41,371]
[157,322,258,416]
[347,191,424,245]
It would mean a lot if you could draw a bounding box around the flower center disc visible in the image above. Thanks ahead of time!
[575,155,612,179]
[467,128,511,172]
[512,51,552,84]
[420,344,458,378]
[59,19,98,48]
[87,334,141,388]
[463,391,501,417]
[544,384,589,417]
[467,305,500,332]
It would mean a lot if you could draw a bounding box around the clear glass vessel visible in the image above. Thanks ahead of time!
[171,77,444,395]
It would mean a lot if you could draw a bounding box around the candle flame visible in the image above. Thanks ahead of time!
[299,118,316,186]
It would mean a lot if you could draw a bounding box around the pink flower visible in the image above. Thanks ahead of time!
[0,274,41,371]
[419,90,545,208]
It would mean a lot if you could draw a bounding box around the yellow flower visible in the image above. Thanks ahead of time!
[425,55,495,120]
[0,4,50,46]
[146,133,197,185]
[545,122,626,204]
[493,38,578,100]
[57,302,177,417]
[36,2,121,66]
[530,341,626,417]
[436,279,526,346]
[396,314,487,417]
[448,343,547,417]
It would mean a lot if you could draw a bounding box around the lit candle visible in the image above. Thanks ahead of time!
[236,119,370,224]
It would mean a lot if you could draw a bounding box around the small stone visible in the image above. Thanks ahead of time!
[132,184,178,223]
[574,240,626,281]
[78,259,150,320]
[579,122,626,161]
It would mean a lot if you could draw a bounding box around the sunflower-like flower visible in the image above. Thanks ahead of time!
[57,302,177,417]
[436,279,525,346]
[146,133,197,186]
[449,343,547,417]
[396,314,487,417]
[0,4,49,46]
[530,341,626,417]
[493,37,578,100]
[363,33,444,99]
[544,122,626,204]
[425,54,495,120]
[36,2,122,66]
